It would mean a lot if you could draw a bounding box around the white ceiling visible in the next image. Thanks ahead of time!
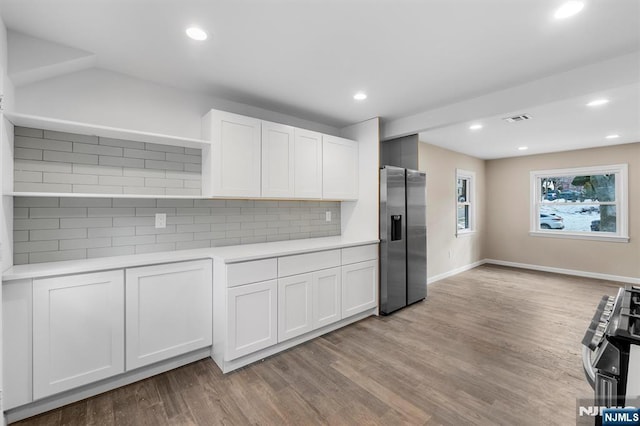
[420,83,640,159]
[0,0,639,158]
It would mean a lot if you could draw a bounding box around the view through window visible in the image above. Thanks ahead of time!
[456,169,475,235]
[531,164,628,241]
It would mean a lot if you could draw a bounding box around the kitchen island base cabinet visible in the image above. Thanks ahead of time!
[212,243,378,373]
[125,260,213,370]
[312,267,342,329]
[341,260,378,318]
[32,271,125,400]
[278,273,313,342]
[227,280,278,360]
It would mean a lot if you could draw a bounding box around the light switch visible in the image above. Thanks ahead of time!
[325,211,331,222]
[155,213,167,229]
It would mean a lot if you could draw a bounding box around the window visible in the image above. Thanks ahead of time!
[456,169,475,235]
[530,164,628,242]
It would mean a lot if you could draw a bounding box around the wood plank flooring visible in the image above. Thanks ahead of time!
[12,265,622,425]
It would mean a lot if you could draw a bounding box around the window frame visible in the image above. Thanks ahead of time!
[529,164,629,242]
[456,169,476,237]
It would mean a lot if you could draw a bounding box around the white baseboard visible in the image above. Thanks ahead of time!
[484,259,640,284]
[426,258,640,285]
[426,260,486,285]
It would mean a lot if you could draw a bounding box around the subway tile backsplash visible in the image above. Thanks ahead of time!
[13,198,341,264]
[13,127,202,196]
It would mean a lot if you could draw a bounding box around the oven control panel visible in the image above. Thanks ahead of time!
[582,295,616,350]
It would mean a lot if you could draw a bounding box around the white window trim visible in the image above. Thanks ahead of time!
[456,169,476,237]
[529,163,629,243]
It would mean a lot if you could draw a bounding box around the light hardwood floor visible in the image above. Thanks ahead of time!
[12,265,621,425]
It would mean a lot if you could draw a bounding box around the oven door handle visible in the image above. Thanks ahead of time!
[582,344,596,390]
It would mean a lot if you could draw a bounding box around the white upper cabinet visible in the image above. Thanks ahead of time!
[202,109,359,200]
[294,128,323,199]
[261,121,295,198]
[322,135,358,200]
[202,110,262,198]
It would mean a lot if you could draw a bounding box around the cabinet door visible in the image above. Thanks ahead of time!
[33,270,125,399]
[312,267,341,329]
[294,129,322,199]
[341,260,378,318]
[322,135,358,200]
[207,110,261,197]
[125,260,212,370]
[262,121,295,198]
[278,273,313,342]
[3,279,33,409]
[227,280,277,360]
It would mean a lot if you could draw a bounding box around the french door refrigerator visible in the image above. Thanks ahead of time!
[379,166,427,315]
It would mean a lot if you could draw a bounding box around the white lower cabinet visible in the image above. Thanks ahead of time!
[32,270,125,399]
[277,267,342,343]
[278,273,313,342]
[125,259,213,370]
[312,267,342,329]
[216,245,378,371]
[2,279,33,410]
[341,260,378,318]
[227,280,278,360]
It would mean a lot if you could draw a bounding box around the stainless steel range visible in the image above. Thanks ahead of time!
[582,285,640,423]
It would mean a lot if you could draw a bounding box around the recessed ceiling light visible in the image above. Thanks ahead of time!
[605,134,620,139]
[554,1,584,19]
[353,92,367,101]
[469,124,483,130]
[186,27,207,41]
[587,99,609,107]
[518,146,528,151]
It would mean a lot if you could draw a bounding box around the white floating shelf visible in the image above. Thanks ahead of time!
[9,192,208,199]
[4,112,211,149]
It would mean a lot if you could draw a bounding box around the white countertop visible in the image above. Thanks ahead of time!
[2,236,379,281]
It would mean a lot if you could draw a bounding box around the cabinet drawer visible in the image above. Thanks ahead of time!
[342,244,378,265]
[227,258,277,287]
[278,250,340,277]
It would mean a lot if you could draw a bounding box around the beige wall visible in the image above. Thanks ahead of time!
[486,142,640,280]
[419,142,486,280]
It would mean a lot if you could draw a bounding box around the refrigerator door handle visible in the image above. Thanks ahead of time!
[391,215,402,241]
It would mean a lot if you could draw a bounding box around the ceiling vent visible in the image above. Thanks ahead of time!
[503,114,532,123]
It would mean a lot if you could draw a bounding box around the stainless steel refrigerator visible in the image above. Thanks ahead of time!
[379,166,427,315]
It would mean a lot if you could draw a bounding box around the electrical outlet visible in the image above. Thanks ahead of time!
[155,213,167,229]
[326,211,331,222]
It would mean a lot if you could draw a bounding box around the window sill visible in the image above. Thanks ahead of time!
[529,231,629,243]
[456,230,476,238]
